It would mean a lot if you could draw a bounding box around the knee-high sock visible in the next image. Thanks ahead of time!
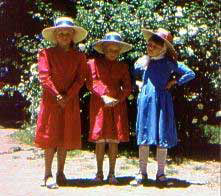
[156,147,167,176]
[139,145,149,175]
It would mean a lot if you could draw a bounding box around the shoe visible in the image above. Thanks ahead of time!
[107,174,119,185]
[44,175,58,189]
[94,172,104,183]
[56,173,67,186]
[156,174,167,183]
[130,173,148,186]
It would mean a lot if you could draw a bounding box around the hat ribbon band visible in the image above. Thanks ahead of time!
[104,34,122,42]
[55,20,74,27]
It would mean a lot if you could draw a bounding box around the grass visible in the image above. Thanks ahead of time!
[203,125,220,144]
[10,124,220,162]
[11,124,35,145]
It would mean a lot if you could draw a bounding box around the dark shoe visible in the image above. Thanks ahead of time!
[44,175,58,189]
[107,174,119,185]
[94,172,104,183]
[56,173,67,186]
[156,174,167,183]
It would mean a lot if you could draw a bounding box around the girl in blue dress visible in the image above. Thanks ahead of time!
[131,28,195,185]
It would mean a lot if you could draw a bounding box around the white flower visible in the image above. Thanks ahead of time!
[202,115,208,121]
[192,118,198,124]
[186,47,194,56]
[206,51,211,58]
[216,111,221,118]
[187,25,198,37]
[179,28,187,36]
[78,43,86,52]
[175,6,183,17]
[197,103,204,110]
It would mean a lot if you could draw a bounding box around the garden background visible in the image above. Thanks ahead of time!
[0,0,220,159]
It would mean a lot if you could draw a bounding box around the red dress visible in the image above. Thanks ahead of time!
[35,47,86,150]
[86,57,131,142]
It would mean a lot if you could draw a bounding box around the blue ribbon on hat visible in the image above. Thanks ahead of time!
[55,20,74,27]
[103,34,122,42]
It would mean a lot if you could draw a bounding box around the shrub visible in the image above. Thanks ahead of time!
[1,0,220,146]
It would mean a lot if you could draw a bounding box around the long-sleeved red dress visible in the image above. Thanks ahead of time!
[86,57,131,142]
[35,47,86,150]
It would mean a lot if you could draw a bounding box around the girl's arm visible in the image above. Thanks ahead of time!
[118,63,132,102]
[38,49,59,96]
[85,59,108,97]
[171,61,196,86]
[133,55,149,80]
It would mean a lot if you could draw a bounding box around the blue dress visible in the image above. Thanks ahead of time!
[134,56,195,148]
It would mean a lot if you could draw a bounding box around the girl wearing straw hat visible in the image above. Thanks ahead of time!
[86,32,132,184]
[131,28,195,185]
[35,17,87,188]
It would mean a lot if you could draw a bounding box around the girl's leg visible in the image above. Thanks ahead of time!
[44,148,56,178]
[139,145,149,176]
[108,142,118,175]
[56,147,67,185]
[57,147,67,174]
[156,146,167,180]
[44,148,58,188]
[108,142,118,184]
[130,145,149,186]
[95,142,105,181]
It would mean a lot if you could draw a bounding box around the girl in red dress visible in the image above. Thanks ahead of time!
[35,17,87,188]
[86,32,132,184]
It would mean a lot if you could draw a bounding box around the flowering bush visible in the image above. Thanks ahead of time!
[0,0,220,145]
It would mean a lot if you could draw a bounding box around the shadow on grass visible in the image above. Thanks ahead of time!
[62,176,204,189]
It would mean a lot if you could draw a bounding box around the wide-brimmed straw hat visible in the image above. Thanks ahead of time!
[142,28,177,59]
[42,17,88,43]
[93,32,132,54]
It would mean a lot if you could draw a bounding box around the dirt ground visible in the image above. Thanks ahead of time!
[0,129,220,196]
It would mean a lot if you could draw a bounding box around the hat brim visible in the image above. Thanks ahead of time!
[42,26,88,43]
[93,40,132,54]
[141,28,177,58]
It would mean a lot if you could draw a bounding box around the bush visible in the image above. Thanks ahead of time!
[1,0,220,146]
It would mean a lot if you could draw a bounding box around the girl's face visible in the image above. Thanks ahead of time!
[103,43,121,61]
[55,28,74,48]
[147,40,164,57]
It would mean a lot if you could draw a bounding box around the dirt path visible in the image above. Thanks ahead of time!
[0,129,220,196]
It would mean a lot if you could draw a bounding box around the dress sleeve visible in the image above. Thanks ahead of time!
[133,55,149,80]
[85,59,108,97]
[38,49,59,96]
[170,61,196,86]
[118,63,132,102]
[67,53,87,97]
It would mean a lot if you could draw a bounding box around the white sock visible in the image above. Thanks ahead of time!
[156,147,167,176]
[139,145,149,175]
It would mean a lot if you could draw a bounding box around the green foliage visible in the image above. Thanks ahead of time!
[1,0,220,146]
[75,0,220,145]
[202,125,220,144]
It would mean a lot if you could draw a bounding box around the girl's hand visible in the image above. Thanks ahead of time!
[165,80,177,90]
[101,95,119,107]
[136,80,143,92]
[56,94,67,108]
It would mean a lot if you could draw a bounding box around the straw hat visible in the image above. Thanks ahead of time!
[42,17,88,43]
[142,28,177,59]
[93,32,132,54]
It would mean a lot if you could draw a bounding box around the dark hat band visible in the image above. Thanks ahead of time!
[104,34,122,42]
[55,20,74,27]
